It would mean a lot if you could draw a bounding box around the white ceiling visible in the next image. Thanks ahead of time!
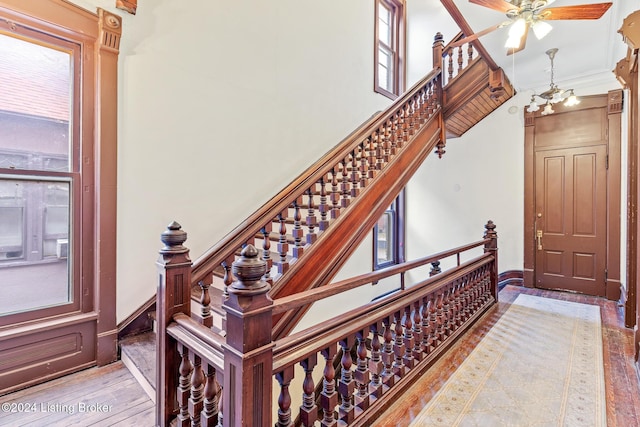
[449,0,639,94]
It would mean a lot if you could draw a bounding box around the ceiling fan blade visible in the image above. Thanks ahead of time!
[448,23,503,48]
[507,23,529,56]
[469,0,514,13]
[542,3,612,20]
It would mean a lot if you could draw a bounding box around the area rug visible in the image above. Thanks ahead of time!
[409,294,606,426]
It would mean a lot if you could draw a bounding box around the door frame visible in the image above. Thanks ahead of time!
[524,90,623,301]
[0,1,120,394]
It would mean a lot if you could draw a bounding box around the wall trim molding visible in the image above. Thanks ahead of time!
[498,270,523,290]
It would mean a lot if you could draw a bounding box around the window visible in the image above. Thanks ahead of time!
[374,0,405,99]
[373,191,405,269]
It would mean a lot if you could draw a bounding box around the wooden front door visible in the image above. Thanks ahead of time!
[534,145,607,295]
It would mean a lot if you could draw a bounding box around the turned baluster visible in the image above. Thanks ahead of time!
[374,128,384,170]
[261,226,273,283]
[277,211,289,274]
[340,158,351,208]
[442,288,452,337]
[189,354,204,427]
[428,295,439,349]
[305,187,317,244]
[369,320,384,398]
[366,136,377,179]
[401,104,411,142]
[389,120,398,156]
[275,366,294,427]
[358,143,369,190]
[427,83,435,117]
[318,177,329,231]
[338,337,355,424]
[176,343,193,427]
[201,364,221,427]
[354,328,370,410]
[392,311,406,378]
[468,41,474,62]
[320,345,338,427]
[418,89,428,123]
[350,149,360,197]
[447,50,454,81]
[407,97,417,136]
[401,305,415,369]
[422,298,433,355]
[454,279,463,328]
[381,123,391,163]
[330,167,341,219]
[300,355,318,427]
[435,292,446,344]
[292,198,304,258]
[221,256,234,300]
[198,278,213,328]
[457,45,464,74]
[448,285,458,331]
[463,277,472,321]
[381,316,395,387]
[412,300,424,362]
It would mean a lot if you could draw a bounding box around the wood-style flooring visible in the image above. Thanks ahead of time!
[0,361,154,427]
[1,284,639,426]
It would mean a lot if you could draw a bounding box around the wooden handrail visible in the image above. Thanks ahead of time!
[190,68,442,286]
[272,252,494,370]
[271,238,489,315]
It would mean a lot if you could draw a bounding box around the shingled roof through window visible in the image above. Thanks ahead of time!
[0,33,71,123]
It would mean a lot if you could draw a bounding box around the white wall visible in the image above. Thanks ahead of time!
[403,71,626,285]
[68,0,395,322]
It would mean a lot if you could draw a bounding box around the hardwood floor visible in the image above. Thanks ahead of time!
[0,361,154,427]
[1,285,639,426]
[375,284,640,426]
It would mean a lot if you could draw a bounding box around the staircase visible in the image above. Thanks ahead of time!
[119,32,514,426]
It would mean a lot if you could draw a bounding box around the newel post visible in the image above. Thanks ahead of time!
[432,32,444,70]
[222,245,274,426]
[483,221,499,301]
[156,221,192,426]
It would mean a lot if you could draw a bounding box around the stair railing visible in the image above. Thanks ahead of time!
[156,220,498,426]
[189,65,444,327]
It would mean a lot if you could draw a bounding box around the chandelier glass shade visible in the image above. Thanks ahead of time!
[527,48,579,115]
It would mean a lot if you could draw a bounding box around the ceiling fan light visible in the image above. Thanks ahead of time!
[532,21,552,40]
[505,35,522,49]
[551,90,563,103]
[527,98,539,112]
[541,103,554,116]
[509,18,527,39]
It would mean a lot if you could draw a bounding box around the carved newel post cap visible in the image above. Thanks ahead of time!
[230,244,269,295]
[159,221,188,254]
[484,220,497,236]
[434,32,444,43]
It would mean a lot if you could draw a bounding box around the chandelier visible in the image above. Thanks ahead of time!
[527,48,579,115]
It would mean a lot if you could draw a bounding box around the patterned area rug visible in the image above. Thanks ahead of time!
[409,294,605,426]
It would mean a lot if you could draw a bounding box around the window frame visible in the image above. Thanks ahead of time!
[374,0,406,99]
[0,1,120,368]
[373,190,405,270]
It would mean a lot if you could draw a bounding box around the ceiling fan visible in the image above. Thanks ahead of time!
[452,0,613,55]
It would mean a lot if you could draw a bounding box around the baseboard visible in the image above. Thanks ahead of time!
[498,270,523,291]
[117,294,156,340]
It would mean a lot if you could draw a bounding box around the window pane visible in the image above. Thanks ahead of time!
[378,3,392,46]
[0,33,72,172]
[378,47,394,92]
[0,179,71,315]
[377,211,395,264]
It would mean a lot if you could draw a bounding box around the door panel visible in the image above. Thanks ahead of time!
[534,145,607,296]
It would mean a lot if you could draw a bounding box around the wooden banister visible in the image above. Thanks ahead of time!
[191,68,443,287]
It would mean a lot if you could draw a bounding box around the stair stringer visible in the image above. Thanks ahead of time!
[271,114,444,339]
